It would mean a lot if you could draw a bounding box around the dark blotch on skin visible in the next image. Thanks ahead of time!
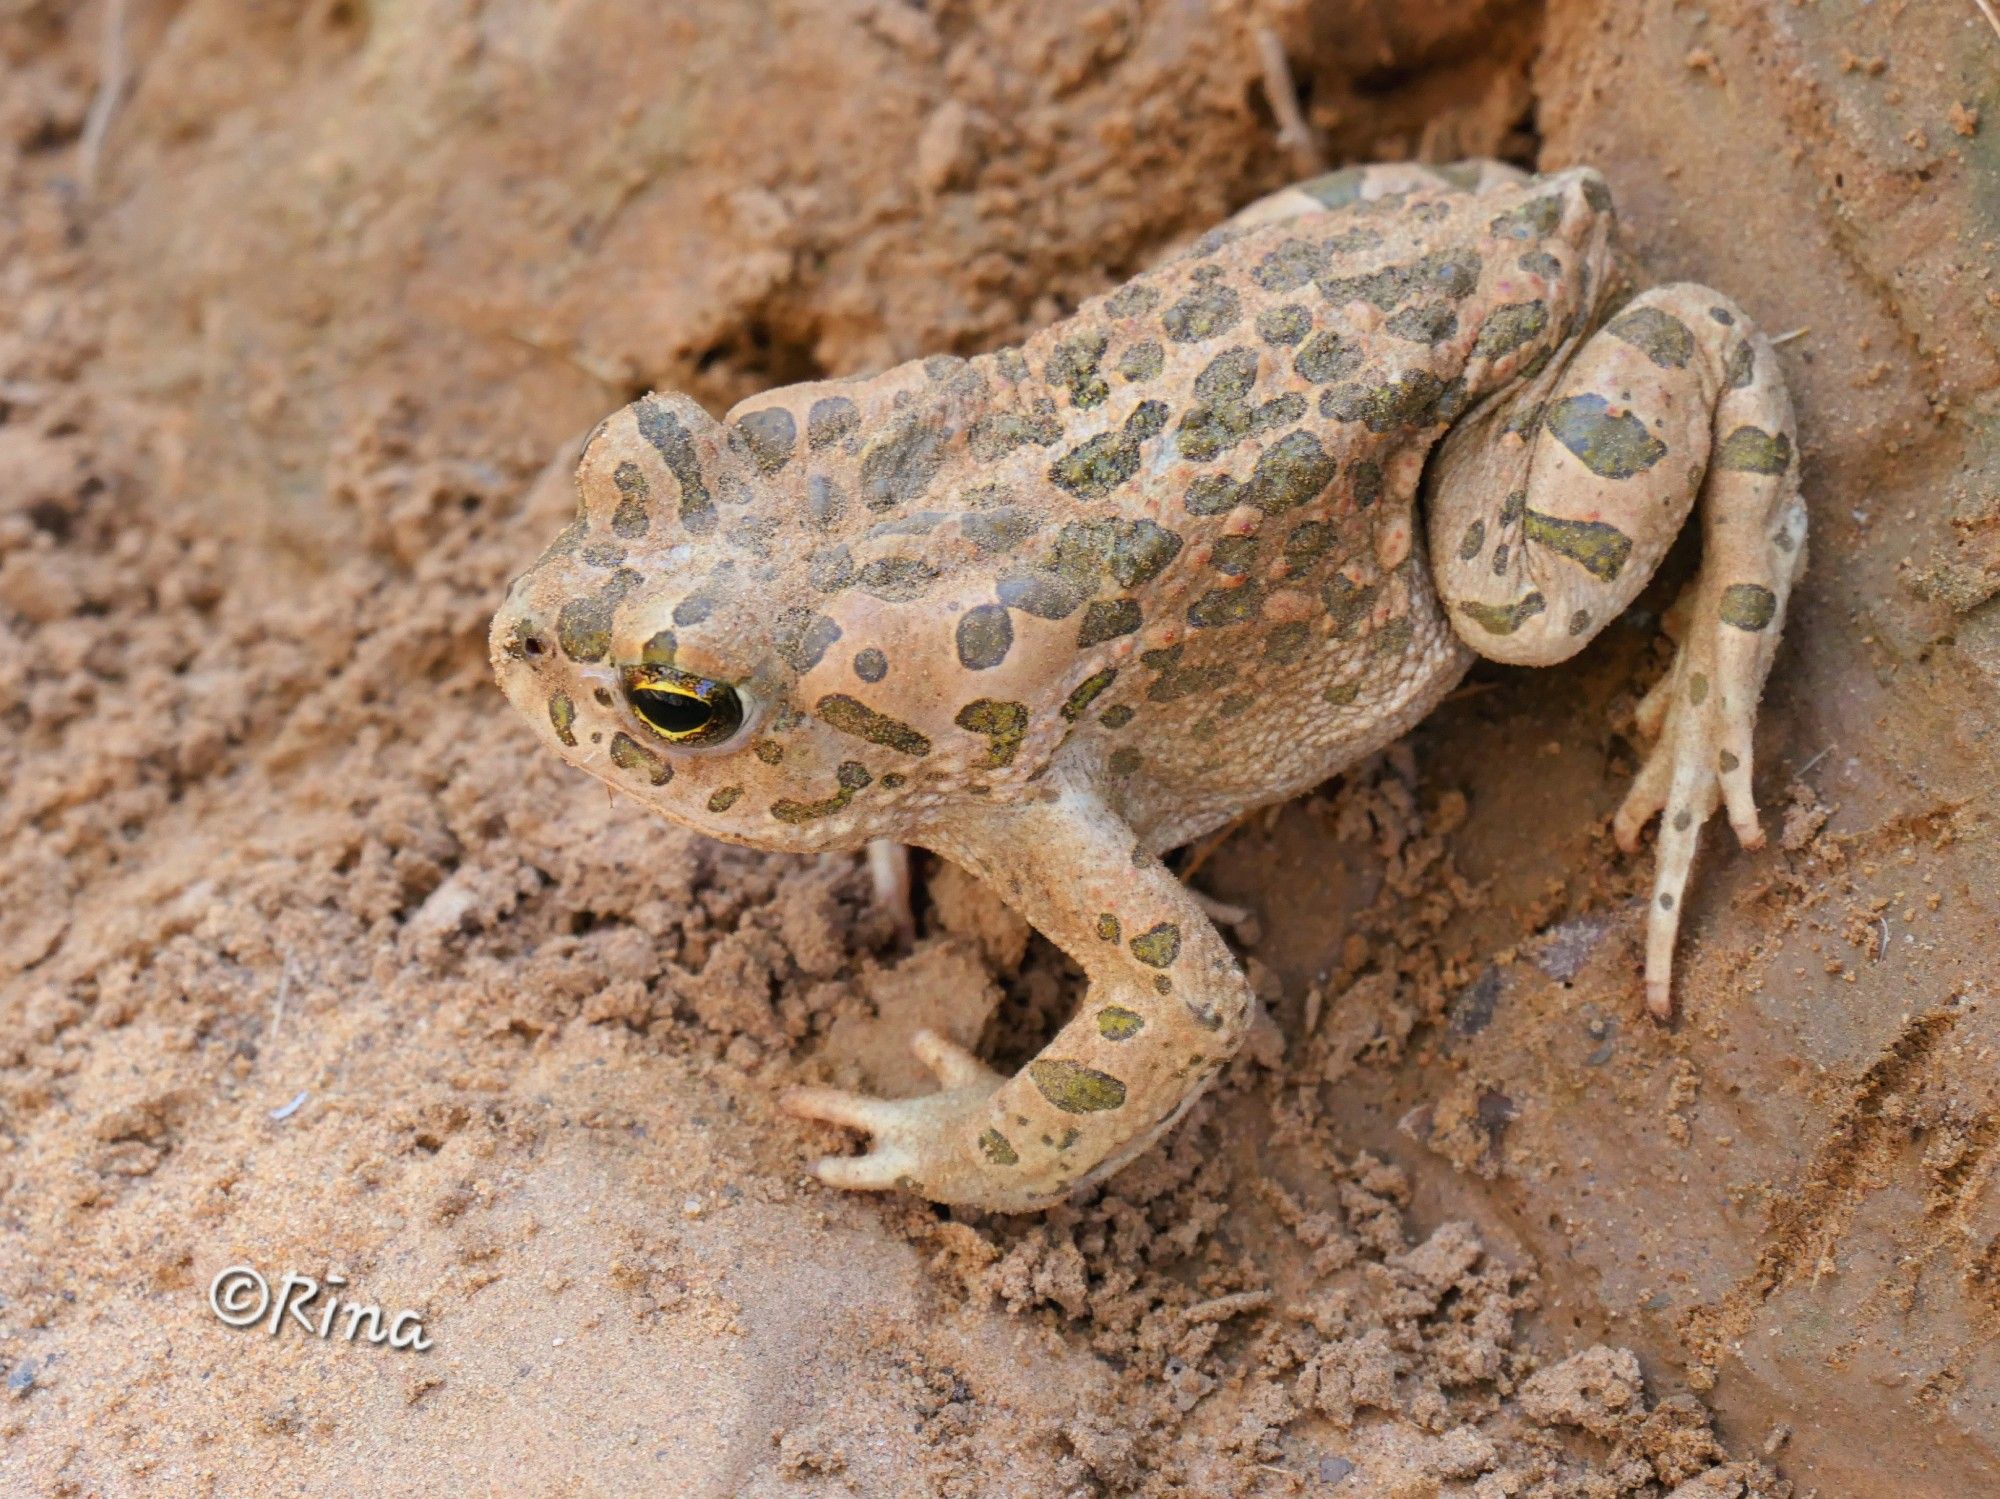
[1715,426,1792,475]
[1459,593,1548,635]
[1264,620,1311,664]
[1105,282,1161,320]
[1294,330,1361,383]
[968,401,1064,461]
[1321,370,1459,433]
[1518,249,1563,280]
[1472,300,1549,361]
[548,692,577,746]
[1524,510,1633,582]
[1386,302,1458,343]
[1569,608,1592,636]
[857,557,939,603]
[753,740,784,765]
[962,507,1041,553]
[1349,459,1384,508]
[1284,519,1335,566]
[1719,583,1778,631]
[708,786,743,813]
[1459,519,1486,561]
[1252,238,1327,293]
[861,417,946,511]
[610,732,672,786]
[673,593,714,627]
[556,568,641,663]
[1163,282,1242,342]
[735,407,797,474]
[998,569,1087,621]
[854,647,888,683]
[1062,667,1117,721]
[1142,642,1234,701]
[955,698,1029,768]
[1489,194,1564,241]
[1189,582,1265,628]
[641,629,676,665]
[1108,746,1141,776]
[635,397,716,534]
[1545,393,1668,479]
[1726,342,1756,390]
[774,607,843,672]
[1606,305,1695,369]
[1048,401,1168,499]
[957,604,1014,670]
[1109,519,1183,588]
[808,544,855,592]
[1118,341,1165,383]
[611,461,651,538]
[1323,575,1379,637]
[1047,331,1111,408]
[1256,305,1312,346]
[1077,598,1142,647]
[1210,535,1259,577]
[1100,704,1135,729]
[1185,474,1241,517]
[1242,430,1337,513]
[807,396,859,450]
[1096,913,1121,942]
[1028,1059,1128,1114]
[1097,1006,1144,1040]
[1129,922,1181,967]
[979,1128,1019,1166]
[817,694,932,756]
[807,475,847,531]
[770,760,873,824]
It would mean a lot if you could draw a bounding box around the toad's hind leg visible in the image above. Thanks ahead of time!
[1426,284,1807,1016]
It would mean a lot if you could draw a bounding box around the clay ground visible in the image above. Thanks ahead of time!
[2,1,1997,1495]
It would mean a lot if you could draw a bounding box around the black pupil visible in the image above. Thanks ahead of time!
[631,687,714,737]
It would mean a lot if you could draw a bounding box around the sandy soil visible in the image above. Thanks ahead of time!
[2,1,1996,1495]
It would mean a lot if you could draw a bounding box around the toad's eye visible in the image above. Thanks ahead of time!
[623,666,745,747]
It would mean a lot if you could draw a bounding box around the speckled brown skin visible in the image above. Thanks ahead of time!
[492,162,1806,1212]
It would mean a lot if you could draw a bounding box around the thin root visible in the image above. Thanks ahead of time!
[1254,27,1325,170]
[78,0,129,198]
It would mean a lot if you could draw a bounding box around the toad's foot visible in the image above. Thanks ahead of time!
[782,1030,1017,1203]
[1614,558,1794,1016]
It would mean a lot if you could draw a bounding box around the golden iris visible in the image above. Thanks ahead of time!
[623,666,744,746]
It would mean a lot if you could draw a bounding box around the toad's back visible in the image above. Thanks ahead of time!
[682,166,1614,847]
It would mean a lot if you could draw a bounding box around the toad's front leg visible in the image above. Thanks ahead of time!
[782,780,1253,1213]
